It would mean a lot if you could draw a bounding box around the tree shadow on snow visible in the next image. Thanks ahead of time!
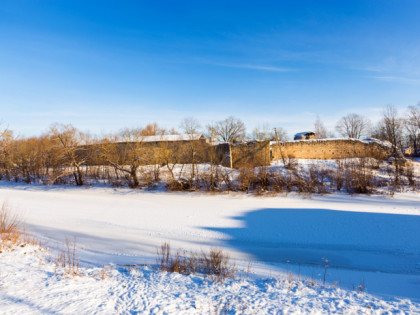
[206,208,420,275]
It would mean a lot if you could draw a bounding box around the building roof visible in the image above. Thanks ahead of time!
[141,134,204,142]
[294,131,315,137]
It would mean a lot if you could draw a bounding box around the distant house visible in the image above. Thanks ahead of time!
[294,131,316,140]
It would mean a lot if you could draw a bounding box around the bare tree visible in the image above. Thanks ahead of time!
[378,105,404,149]
[168,128,179,135]
[156,139,182,183]
[252,123,272,141]
[213,116,246,168]
[100,128,146,187]
[252,124,287,142]
[141,122,166,136]
[379,106,405,186]
[180,117,202,178]
[273,127,289,167]
[335,113,371,139]
[203,123,224,190]
[50,124,89,186]
[314,116,327,139]
[272,127,288,142]
[119,127,143,140]
[8,136,46,183]
[0,126,13,181]
[405,103,420,155]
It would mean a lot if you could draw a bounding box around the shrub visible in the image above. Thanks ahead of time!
[199,170,222,192]
[238,167,255,193]
[267,169,285,193]
[200,248,236,282]
[140,167,160,188]
[0,202,23,252]
[165,178,193,191]
[220,169,235,191]
[253,166,270,194]
[156,242,236,282]
[284,156,298,170]
[343,159,375,194]
[403,163,417,190]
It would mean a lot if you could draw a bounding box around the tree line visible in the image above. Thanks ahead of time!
[0,104,418,191]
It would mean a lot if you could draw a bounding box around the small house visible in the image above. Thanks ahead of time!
[294,131,316,140]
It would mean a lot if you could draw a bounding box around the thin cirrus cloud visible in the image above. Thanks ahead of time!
[372,75,420,86]
[213,63,293,72]
[30,111,87,118]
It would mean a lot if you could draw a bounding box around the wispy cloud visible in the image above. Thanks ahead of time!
[214,63,292,72]
[30,111,88,118]
[372,75,420,85]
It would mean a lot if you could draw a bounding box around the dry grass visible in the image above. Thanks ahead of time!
[0,202,21,234]
[0,202,24,252]
[357,278,367,293]
[0,202,41,253]
[54,236,80,277]
[53,237,114,280]
[157,242,171,271]
[91,265,113,280]
[157,242,236,282]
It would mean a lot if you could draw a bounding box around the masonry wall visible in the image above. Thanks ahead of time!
[216,141,271,168]
[271,139,392,160]
[83,140,210,166]
[83,139,392,170]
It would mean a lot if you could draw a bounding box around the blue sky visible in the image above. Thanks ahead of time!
[1,1,419,137]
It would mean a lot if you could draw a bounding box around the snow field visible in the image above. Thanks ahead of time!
[0,180,420,313]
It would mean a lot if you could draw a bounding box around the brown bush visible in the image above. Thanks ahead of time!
[165,178,194,191]
[267,169,285,193]
[238,167,256,193]
[343,159,375,194]
[200,248,236,282]
[253,166,270,194]
[156,242,236,282]
[220,169,235,191]
[198,169,222,192]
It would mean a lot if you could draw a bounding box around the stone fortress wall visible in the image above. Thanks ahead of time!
[271,139,393,160]
[83,138,395,169]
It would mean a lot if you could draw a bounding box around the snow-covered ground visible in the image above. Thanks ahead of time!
[2,245,419,314]
[1,182,420,313]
